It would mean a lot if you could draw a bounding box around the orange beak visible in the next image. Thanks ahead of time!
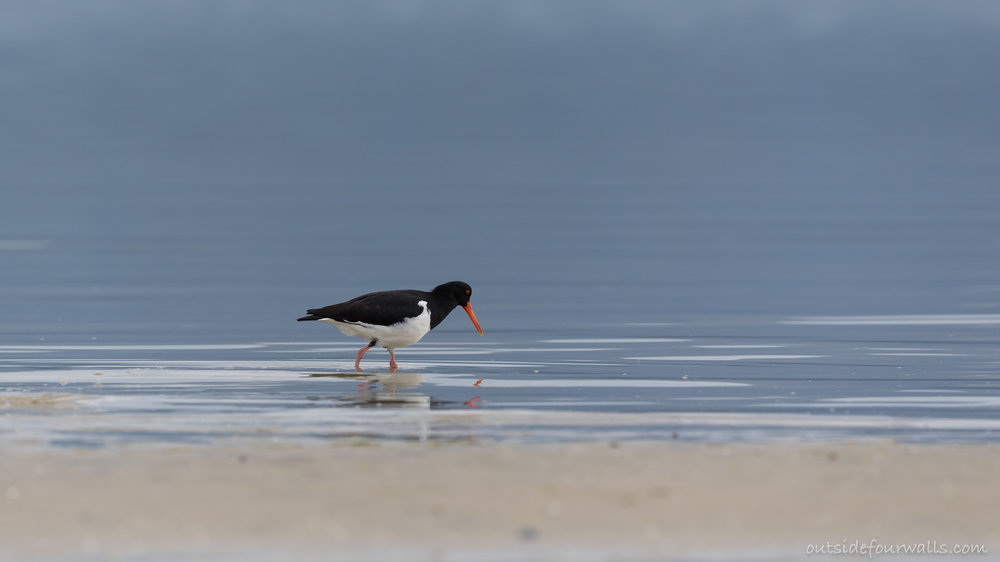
[462,302,484,335]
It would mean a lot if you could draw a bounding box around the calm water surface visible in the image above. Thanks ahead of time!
[3,184,1000,448]
[4,0,1000,449]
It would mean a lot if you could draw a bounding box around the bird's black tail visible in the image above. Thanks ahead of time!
[297,314,321,321]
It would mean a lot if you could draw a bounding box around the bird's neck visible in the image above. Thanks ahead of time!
[427,294,458,330]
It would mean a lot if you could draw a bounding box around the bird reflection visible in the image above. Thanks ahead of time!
[304,371,482,409]
[305,371,430,408]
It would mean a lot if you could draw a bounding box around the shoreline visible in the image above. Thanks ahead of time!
[1,440,997,559]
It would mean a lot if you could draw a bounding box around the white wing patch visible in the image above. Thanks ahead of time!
[319,300,432,350]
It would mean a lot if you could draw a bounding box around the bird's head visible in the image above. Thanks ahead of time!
[433,281,483,335]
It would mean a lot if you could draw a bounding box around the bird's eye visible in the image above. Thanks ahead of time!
[466,289,471,296]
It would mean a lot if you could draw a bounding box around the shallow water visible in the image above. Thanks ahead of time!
[5,81,1000,448]
[5,177,1000,447]
[2,312,999,446]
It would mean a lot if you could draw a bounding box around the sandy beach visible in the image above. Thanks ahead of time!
[1,440,996,560]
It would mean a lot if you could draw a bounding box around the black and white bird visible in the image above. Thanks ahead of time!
[297,281,483,372]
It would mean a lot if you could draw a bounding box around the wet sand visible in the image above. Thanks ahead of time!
[1,441,997,560]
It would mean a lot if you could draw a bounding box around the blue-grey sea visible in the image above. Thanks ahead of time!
[3,182,1000,446]
[3,1,1000,448]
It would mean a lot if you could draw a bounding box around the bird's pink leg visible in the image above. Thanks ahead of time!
[355,341,376,372]
[389,349,399,373]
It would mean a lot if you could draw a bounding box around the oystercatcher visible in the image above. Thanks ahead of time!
[297,281,483,372]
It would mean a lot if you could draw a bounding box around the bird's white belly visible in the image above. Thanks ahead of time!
[320,300,431,350]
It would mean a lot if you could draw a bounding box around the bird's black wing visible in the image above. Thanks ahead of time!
[299,290,428,326]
